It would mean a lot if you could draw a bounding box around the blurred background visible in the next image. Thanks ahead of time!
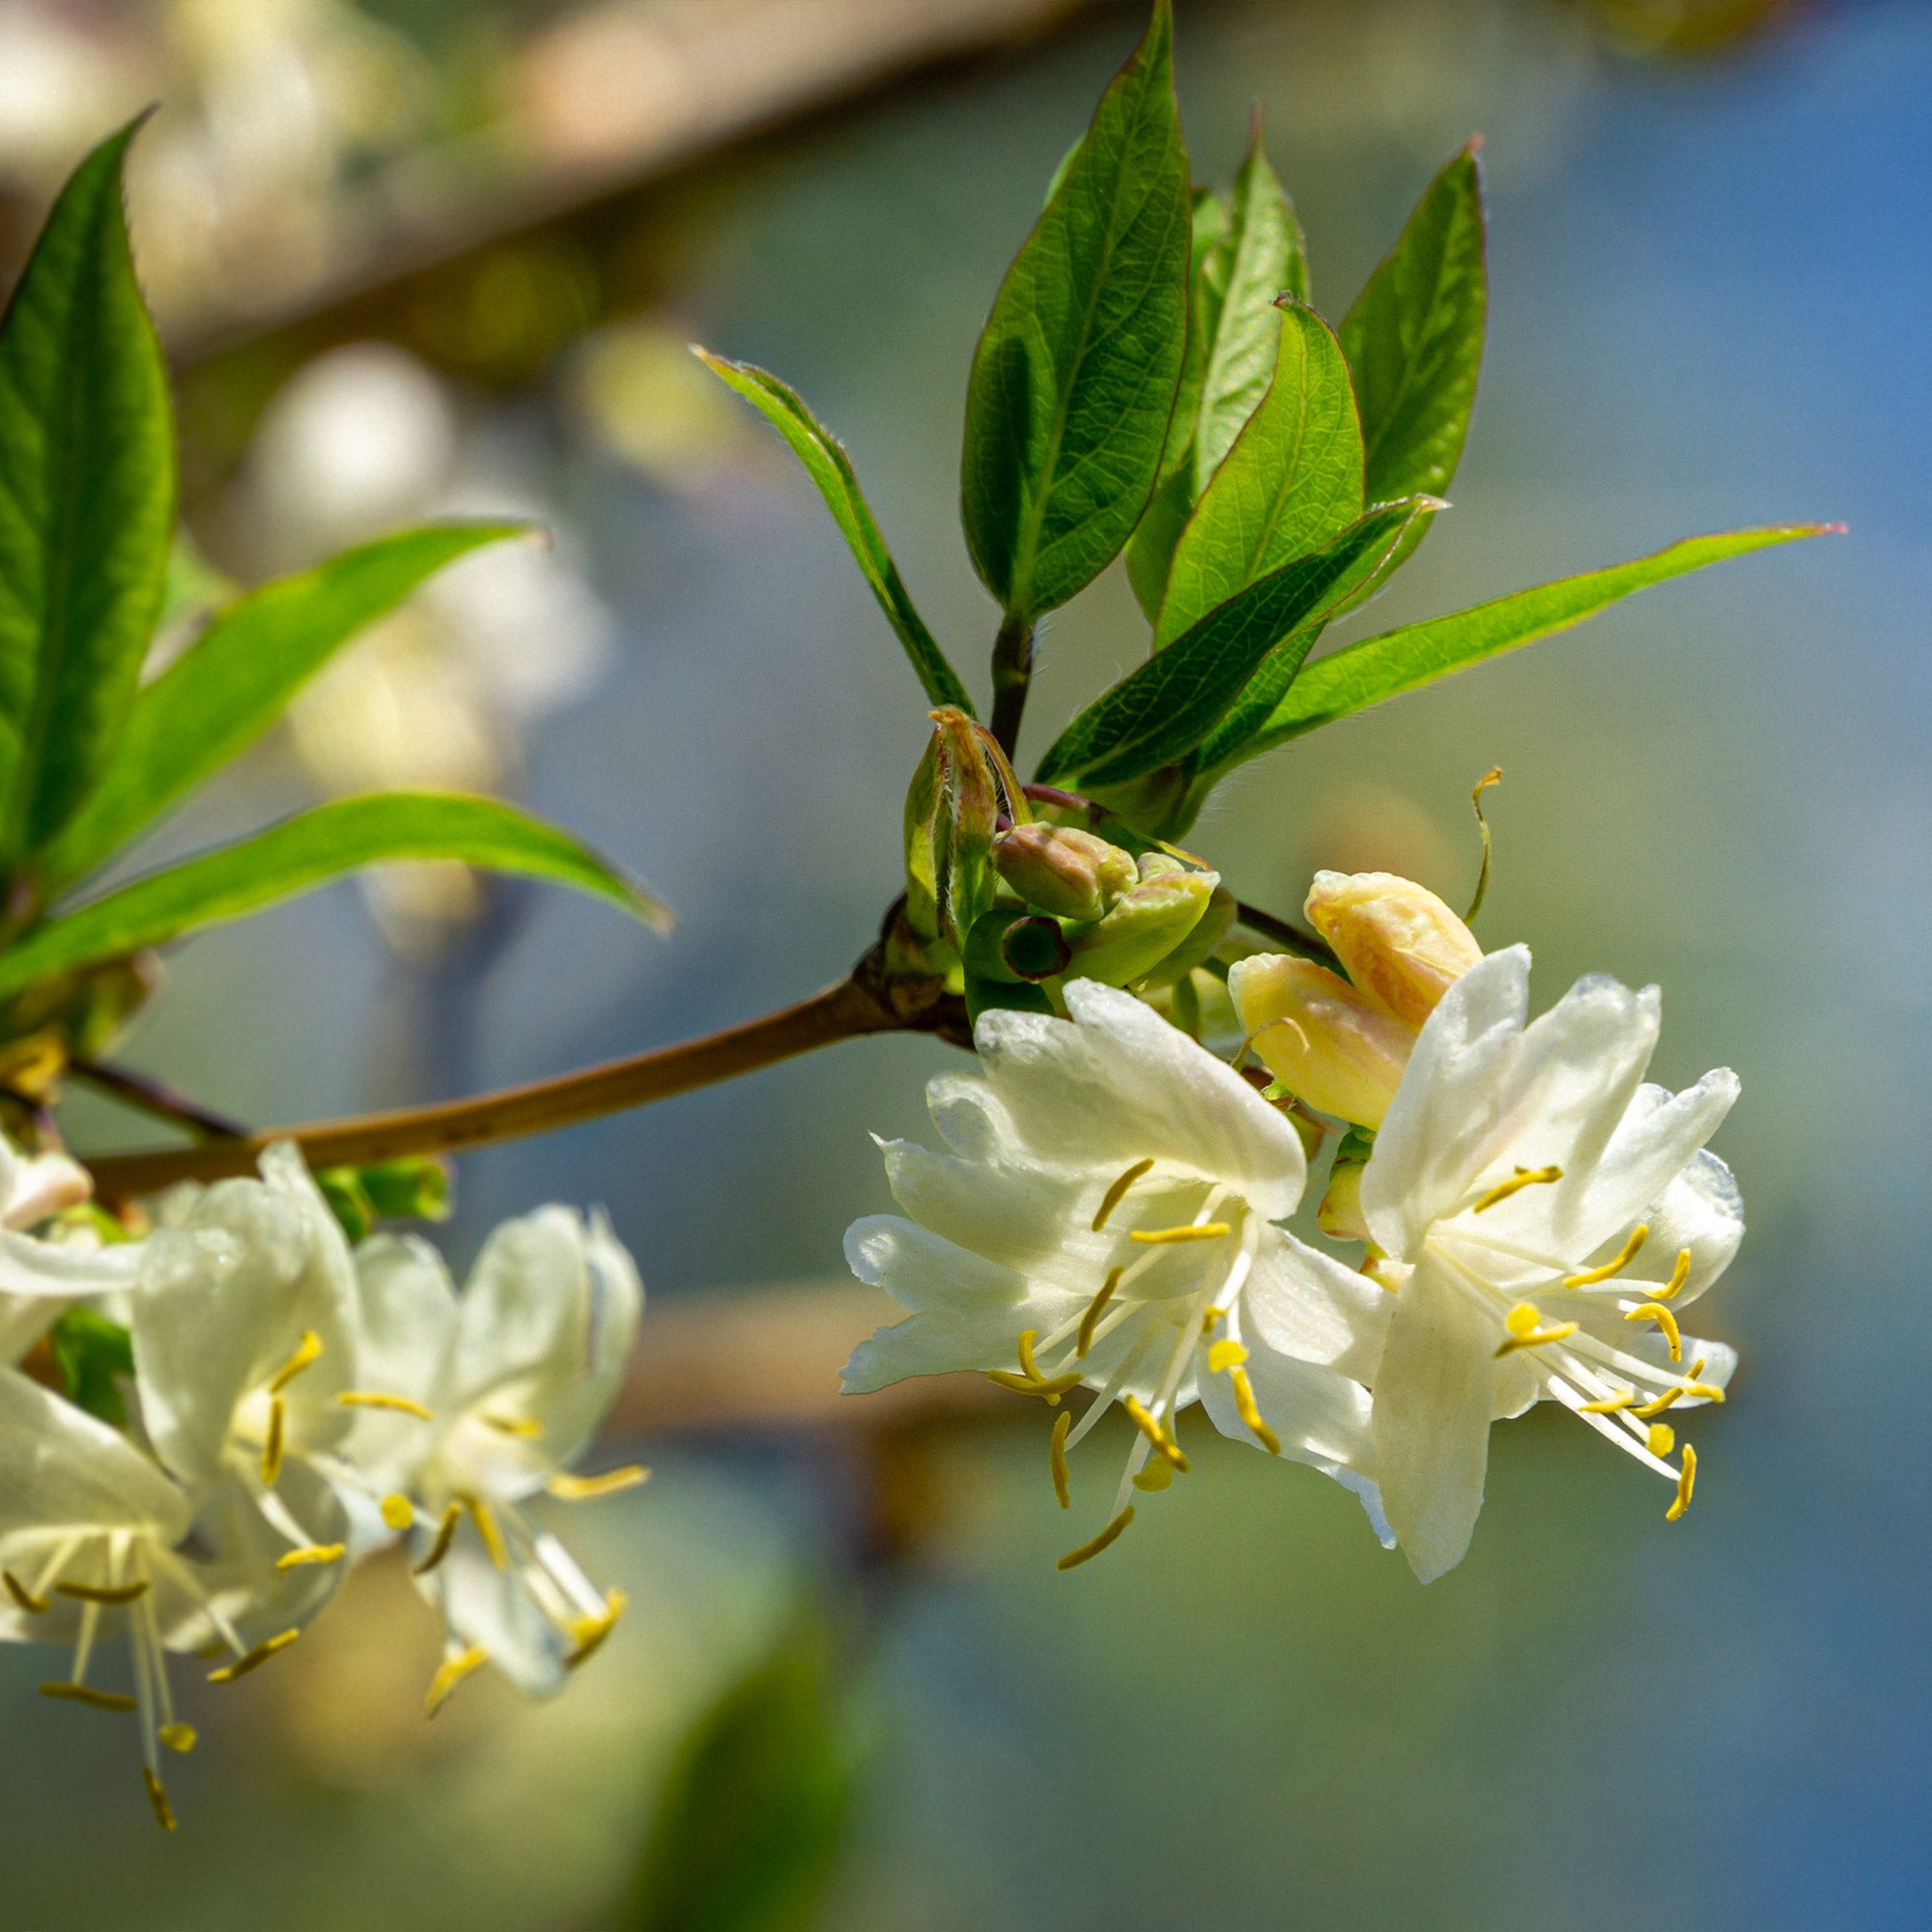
[1,0,1923,1925]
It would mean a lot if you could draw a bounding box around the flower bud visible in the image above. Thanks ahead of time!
[1303,870,1482,1029]
[1227,953,1413,1127]
[903,707,1028,952]
[963,909,1073,983]
[1317,1158,1369,1242]
[1065,867,1216,988]
[992,823,1137,922]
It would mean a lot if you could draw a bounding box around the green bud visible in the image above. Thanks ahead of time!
[1136,885,1235,988]
[317,1156,452,1244]
[962,909,1073,984]
[1065,868,1216,988]
[904,707,1030,953]
[992,822,1137,921]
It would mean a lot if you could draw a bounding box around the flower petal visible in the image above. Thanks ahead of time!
[0,1226,145,1298]
[0,1365,188,1543]
[1244,1229,1390,1381]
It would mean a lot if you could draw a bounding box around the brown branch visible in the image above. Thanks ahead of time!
[67,1060,249,1143]
[1234,899,1339,968]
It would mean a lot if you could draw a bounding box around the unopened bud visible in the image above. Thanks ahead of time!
[1227,953,1413,1127]
[1137,885,1236,989]
[903,708,1028,952]
[1317,1128,1377,1242]
[1304,870,1482,1029]
[964,909,1073,983]
[992,823,1136,922]
[1066,868,1216,988]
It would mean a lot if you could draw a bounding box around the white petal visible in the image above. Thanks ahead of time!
[0,1366,189,1542]
[0,1292,59,1366]
[1559,1072,1741,1262]
[881,1138,1095,1277]
[339,1233,459,1489]
[419,1537,569,1699]
[0,1227,145,1298]
[1244,1229,1390,1381]
[2,1149,93,1230]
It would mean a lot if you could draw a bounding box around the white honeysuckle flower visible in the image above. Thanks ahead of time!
[0,1130,144,1304]
[844,980,1391,1569]
[331,1207,644,1714]
[1357,945,1743,1583]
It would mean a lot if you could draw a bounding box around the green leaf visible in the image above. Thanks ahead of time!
[1228,525,1836,766]
[51,1307,135,1429]
[0,792,667,999]
[1035,498,1427,789]
[960,2,1190,619]
[0,121,174,870]
[1156,301,1363,647]
[695,353,973,714]
[1341,143,1487,508]
[39,524,524,894]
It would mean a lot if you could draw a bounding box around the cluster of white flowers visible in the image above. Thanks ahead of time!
[0,1141,640,1832]
[845,871,1742,1584]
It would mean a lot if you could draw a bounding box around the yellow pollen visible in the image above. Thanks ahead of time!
[1680,1380,1727,1405]
[142,1767,177,1833]
[1494,1318,1579,1357]
[381,1492,416,1531]
[1563,1224,1649,1288]
[1646,1422,1677,1458]
[4,1571,48,1614]
[988,1329,1083,1404]
[1578,1387,1635,1414]
[39,1681,137,1712]
[159,1722,197,1754]
[1056,1506,1135,1572]
[1657,1248,1693,1300]
[1201,1307,1224,1336]
[208,1628,300,1684]
[565,1588,628,1669]
[425,1643,491,1717]
[1504,1302,1541,1338]
[482,1413,543,1438]
[1049,1410,1072,1511]
[275,1543,346,1572]
[1127,1221,1231,1245]
[1229,1365,1282,1455]
[1207,1339,1248,1374]
[1132,1458,1174,1492]
[1633,1387,1684,1420]
[413,1503,462,1576]
[1093,1158,1154,1232]
[54,1579,150,1605]
[261,1394,286,1487]
[1076,1269,1122,1358]
[268,1328,324,1394]
[1122,1394,1188,1471]
[337,1390,435,1420]
[548,1466,651,1502]
[1017,1329,1049,1383]
[1471,1165,1562,1213]
[1666,1443,1698,1521]
[1626,1300,1684,1363]
[466,1493,510,1573]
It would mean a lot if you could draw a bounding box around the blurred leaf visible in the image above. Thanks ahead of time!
[695,354,973,714]
[317,1155,450,1242]
[40,524,524,894]
[960,2,1190,618]
[0,121,173,871]
[0,792,667,999]
[1227,525,1836,766]
[624,1614,857,1932]
[1156,301,1364,647]
[1035,498,1428,789]
[50,1307,134,1428]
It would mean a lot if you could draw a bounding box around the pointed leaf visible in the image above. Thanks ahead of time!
[40,523,525,894]
[696,353,973,714]
[960,2,1190,618]
[0,792,667,999]
[0,121,173,868]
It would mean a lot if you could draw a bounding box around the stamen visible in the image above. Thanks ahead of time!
[381,1493,416,1531]
[483,1413,543,1438]
[1017,1330,1050,1383]
[268,1328,324,1394]
[1056,1506,1135,1572]
[261,1395,286,1486]
[1646,1422,1676,1458]
[1563,1224,1649,1288]
[275,1544,346,1572]
[54,1579,150,1605]
[208,1629,300,1684]
[1494,1315,1580,1357]
[425,1643,491,1717]
[1122,1394,1188,1471]
[1093,1158,1154,1232]
[564,1588,628,1669]
[1076,1268,1122,1358]
[1656,1248,1693,1301]
[159,1723,197,1754]
[1625,1301,1683,1363]
[337,1390,435,1420]
[413,1503,462,1576]
[1201,1307,1224,1337]
[987,1327,1084,1404]
[39,1681,137,1711]
[1503,1302,1540,1338]
[1678,1379,1727,1405]
[1471,1165,1562,1213]
[1049,1410,1072,1510]
[1207,1339,1248,1374]
[1577,1387,1635,1414]
[1633,1387,1683,1420]
[1127,1222,1231,1245]
[4,1570,49,1614]
[548,1466,651,1501]
[1132,1458,1174,1492]
[1229,1366,1282,1456]
[466,1493,510,1573]
[1665,1443,1698,1521]
[142,1767,177,1833]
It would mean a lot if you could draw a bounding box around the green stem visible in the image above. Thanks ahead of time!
[988,614,1035,758]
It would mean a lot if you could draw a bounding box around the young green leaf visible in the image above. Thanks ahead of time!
[1341,142,1487,508]
[960,1,1190,619]
[0,792,667,999]
[1227,524,1837,766]
[0,121,174,870]
[695,352,974,714]
[39,523,524,894]
[1035,497,1428,789]
[1156,301,1363,647]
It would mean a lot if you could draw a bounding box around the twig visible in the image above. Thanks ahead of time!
[1233,900,1339,968]
[67,1060,249,1143]
[989,615,1036,757]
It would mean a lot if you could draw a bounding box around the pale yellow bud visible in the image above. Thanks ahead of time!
[992,823,1137,922]
[1303,870,1482,1029]
[1317,1159,1370,1242]
[1226,953,1413,1128]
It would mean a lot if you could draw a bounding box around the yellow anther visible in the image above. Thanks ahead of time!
[268,1328,324,1394]
[1654,1247,1693,1300]
[1049,1410,1072,1511]
[1093,1158,1154,1232]
[1632,1387,1684,1420]
[413,1503,462,1576]
[1626,1300,1684,1363]
[1132,1458,1174,1492]
[1207,1339,1248,1374]
[1563,1224,1649,1288]
[1127,1222,1231,1245]
[1076,1268,1122,1358]
[1678,1380,1727,1405]
[425,1643,491,1717]
[1646,1422,1676,1458]
[208,1629,300,1684]
[548,1465,651,1502]
[142,1767,177,1833]
[1494,1319,1579,1357]
[1666,1443,1698,1521]
[483,1413,543,1439]
[261,1394,286,1487]
[54,1579,150,1605]
[1122,1394,1188,1471]
[1229,1366,1282,1456]
[275,1543,346,1572]
[1201,1307,1224,1336]
[337,1390,435,1420]
[4,1571,48,1614]
[1056,1505,1135,1572]
[1578,1387,1635,1414]
[1471,1165,1562,1213]
[466,1493,510,1573]
[1017,1329,1049,1383]
[1504,1302,1542,1339]
[565,1588,628,1669]
[158,1722,197,1754]
[381,1492,416,1532]
[39,1681,137,1712]
[988,1331,1083,1404]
